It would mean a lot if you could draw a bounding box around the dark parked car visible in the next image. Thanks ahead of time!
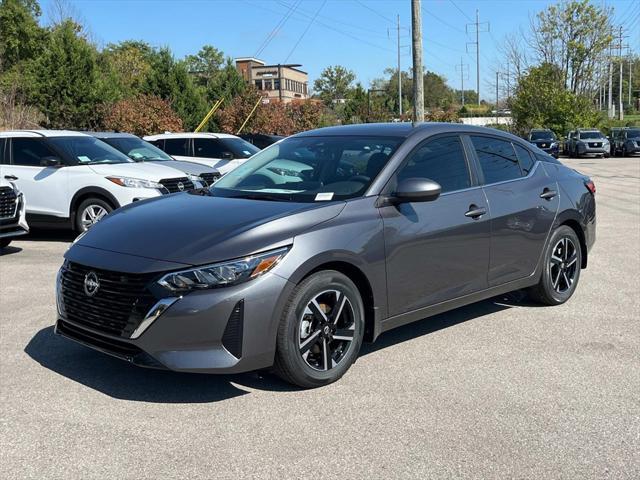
[240,133,285,149]
[566,129,610,158]
[528,129,559,158]
[612,127,640,156]
[89,132,221,186]
[56,123,596,388]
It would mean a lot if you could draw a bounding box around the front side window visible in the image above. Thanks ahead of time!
[220,138,260,158]
[47,136,132,165]
[471,135,522,184]
[163,138,190,156]
[211,136,402,202]
[513,143,536,175]
[12,138,60,166]
[104,138,173,162]
[397,135,470,193]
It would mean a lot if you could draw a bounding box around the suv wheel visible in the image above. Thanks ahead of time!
[75,198,113,233]
[0,238,11,249]
[274,270,365,388]
[529,225,582,306]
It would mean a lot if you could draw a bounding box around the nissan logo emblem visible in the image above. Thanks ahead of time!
[84,271,100,297]
[177,182,185,191]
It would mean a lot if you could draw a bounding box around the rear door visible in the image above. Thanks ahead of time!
[4,137,69,218]
[470,135,559,286]
[382,134,491,316]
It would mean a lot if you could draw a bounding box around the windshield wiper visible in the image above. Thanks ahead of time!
[227,192,293,202]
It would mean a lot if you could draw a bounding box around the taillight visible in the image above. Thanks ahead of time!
[585,180,596,194]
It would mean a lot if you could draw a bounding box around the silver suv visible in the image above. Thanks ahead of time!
[566,129,610,158]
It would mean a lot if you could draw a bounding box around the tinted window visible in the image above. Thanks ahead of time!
[47,136,131,165]
[104,137,173,162]
[398,136,470,193]
[578,131,604,140]
[194,138,228,158]
[164,138,190,156]
[536,152,561,165]
[0,139,6,164]
[471,136,522,183]
[513,143,535,175]
[11,138,57,166]
[530,131,556,141]
[219,138,260,158]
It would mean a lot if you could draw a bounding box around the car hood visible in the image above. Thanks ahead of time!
[147,160,217,176]
[72,192,346,266]
[87,162,186,181]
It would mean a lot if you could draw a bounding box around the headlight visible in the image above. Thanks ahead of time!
[106,176,163,189]
[551,142,559,148]
[157,246,290,292]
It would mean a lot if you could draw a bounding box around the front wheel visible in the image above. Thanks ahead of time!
[75,198,113,233]
[529,225,582,305]
[274,270,365,388]
[0,238,11,249]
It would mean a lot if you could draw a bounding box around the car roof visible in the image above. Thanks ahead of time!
[144,132,240,140]
[86,131,139,139]
[0,129,92,138]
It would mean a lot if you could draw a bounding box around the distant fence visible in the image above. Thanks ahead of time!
[460,116,513,126]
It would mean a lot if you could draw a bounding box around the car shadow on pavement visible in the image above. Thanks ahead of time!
[0,245,23,256]
[24,291,540,402]
[22,229,77,243]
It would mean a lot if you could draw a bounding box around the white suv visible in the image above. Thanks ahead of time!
[0,174,29,248]
[0,131,204,232]
[144,132,260,175]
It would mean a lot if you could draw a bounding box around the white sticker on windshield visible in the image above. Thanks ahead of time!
[315,192,334,201]
[78,156,91,163]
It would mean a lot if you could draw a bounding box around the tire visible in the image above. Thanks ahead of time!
[274,270,365,388]
[528,225,582,306]
[75,198,113,233]
[622,146,628,157]
[0,238,11,249]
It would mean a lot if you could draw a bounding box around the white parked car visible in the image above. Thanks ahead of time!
[0,174,29,249]
[0,130,205,232]
[144,132,260,175]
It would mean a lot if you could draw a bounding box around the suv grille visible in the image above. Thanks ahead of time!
[59,262,156,338]
[0,186,17,219]
[159,177,195,194]
[199,172,220,186]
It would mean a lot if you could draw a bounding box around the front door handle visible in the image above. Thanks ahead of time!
[540,188,557,200]
[465,204,487,219]
[3,175,18,181]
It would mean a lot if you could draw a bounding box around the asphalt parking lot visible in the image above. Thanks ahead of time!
[1,157,638,479]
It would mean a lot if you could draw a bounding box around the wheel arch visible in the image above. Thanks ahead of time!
[555,211,588,269]
[70,187,120,219]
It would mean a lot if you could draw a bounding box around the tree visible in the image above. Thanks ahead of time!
[313,65,356,105]
[185,45,224,88]
[0,0,46,72]
[423,71,455,109]
[102,94,183,136]
[27,20,108,128]
[102,41,154,96]
[205,57,246,105]
[510,63,600,135]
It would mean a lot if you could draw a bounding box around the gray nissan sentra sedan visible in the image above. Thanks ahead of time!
[56,123,596,388]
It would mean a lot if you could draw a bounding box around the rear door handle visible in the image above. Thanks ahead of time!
[465,205,487,219]
[540,188,557,200]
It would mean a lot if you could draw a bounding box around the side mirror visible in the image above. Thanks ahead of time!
[40,156,63,168]
[221,151,234,160]
[393,178,441,203]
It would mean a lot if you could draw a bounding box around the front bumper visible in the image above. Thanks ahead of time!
[577,143,608,156]
[0,193,29,239]
[56,269,295,374]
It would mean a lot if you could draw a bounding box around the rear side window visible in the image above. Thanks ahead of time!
[398,135,471,193]
[536,153,562,165]
[513,144,535,175]
[471,136,522,184]
[164,138,190,156]
[11,138,57,166]
[0,139,6,164]
[194,138,229,158]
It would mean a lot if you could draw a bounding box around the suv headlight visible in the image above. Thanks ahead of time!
[157,246,290,293]
[106,176,163,189]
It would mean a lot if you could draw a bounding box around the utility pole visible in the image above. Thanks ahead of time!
[397,14,402,118]
[629,47,633,106]
[495,71,499,124]
[618,26,624,120]
[456,58,469,106]
[608,38,613,118]
[466,10,489,105]
[411,0,424,122]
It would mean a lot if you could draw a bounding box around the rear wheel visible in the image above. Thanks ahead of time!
[75,198,113,233]
[274,270,365,388]
[529,225,582,305]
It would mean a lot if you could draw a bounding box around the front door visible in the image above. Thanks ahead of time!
[381,135,491,317]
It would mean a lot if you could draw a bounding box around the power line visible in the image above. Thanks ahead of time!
[254,0,302,58]
[283,0,327,63]
[354,0,395,25]
[422,8,466,34]
[449,0,473,22]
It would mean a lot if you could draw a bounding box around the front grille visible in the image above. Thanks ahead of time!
[159,177,195,194]
[199,172,221,186]
[0,187,17,219]
[59,262,156,338]
[588,142,602,148]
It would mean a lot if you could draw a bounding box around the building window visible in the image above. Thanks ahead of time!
[274,79,280,91]
[265,79,273,90]
[254,80,262,90]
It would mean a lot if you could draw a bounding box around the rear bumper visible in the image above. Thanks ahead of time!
[55,271,295,374]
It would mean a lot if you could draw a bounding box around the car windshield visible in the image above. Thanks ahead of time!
[103,137,173,162]
[579,131,604,140]
[49,137,133,165]
[211,135,403,203]
[530,131,556,141]
[220,138,260,158]
[626,129,640,138]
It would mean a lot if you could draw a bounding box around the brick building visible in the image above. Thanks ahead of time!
[235,58,309,103]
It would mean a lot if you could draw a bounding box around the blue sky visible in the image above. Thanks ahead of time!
[40,0,639,100]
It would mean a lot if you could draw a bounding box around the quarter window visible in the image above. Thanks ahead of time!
[397,136,471,193]
[11,138,57,167]
[471,136,522,183]
[513,144,535,175]
[163,138,190,156]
